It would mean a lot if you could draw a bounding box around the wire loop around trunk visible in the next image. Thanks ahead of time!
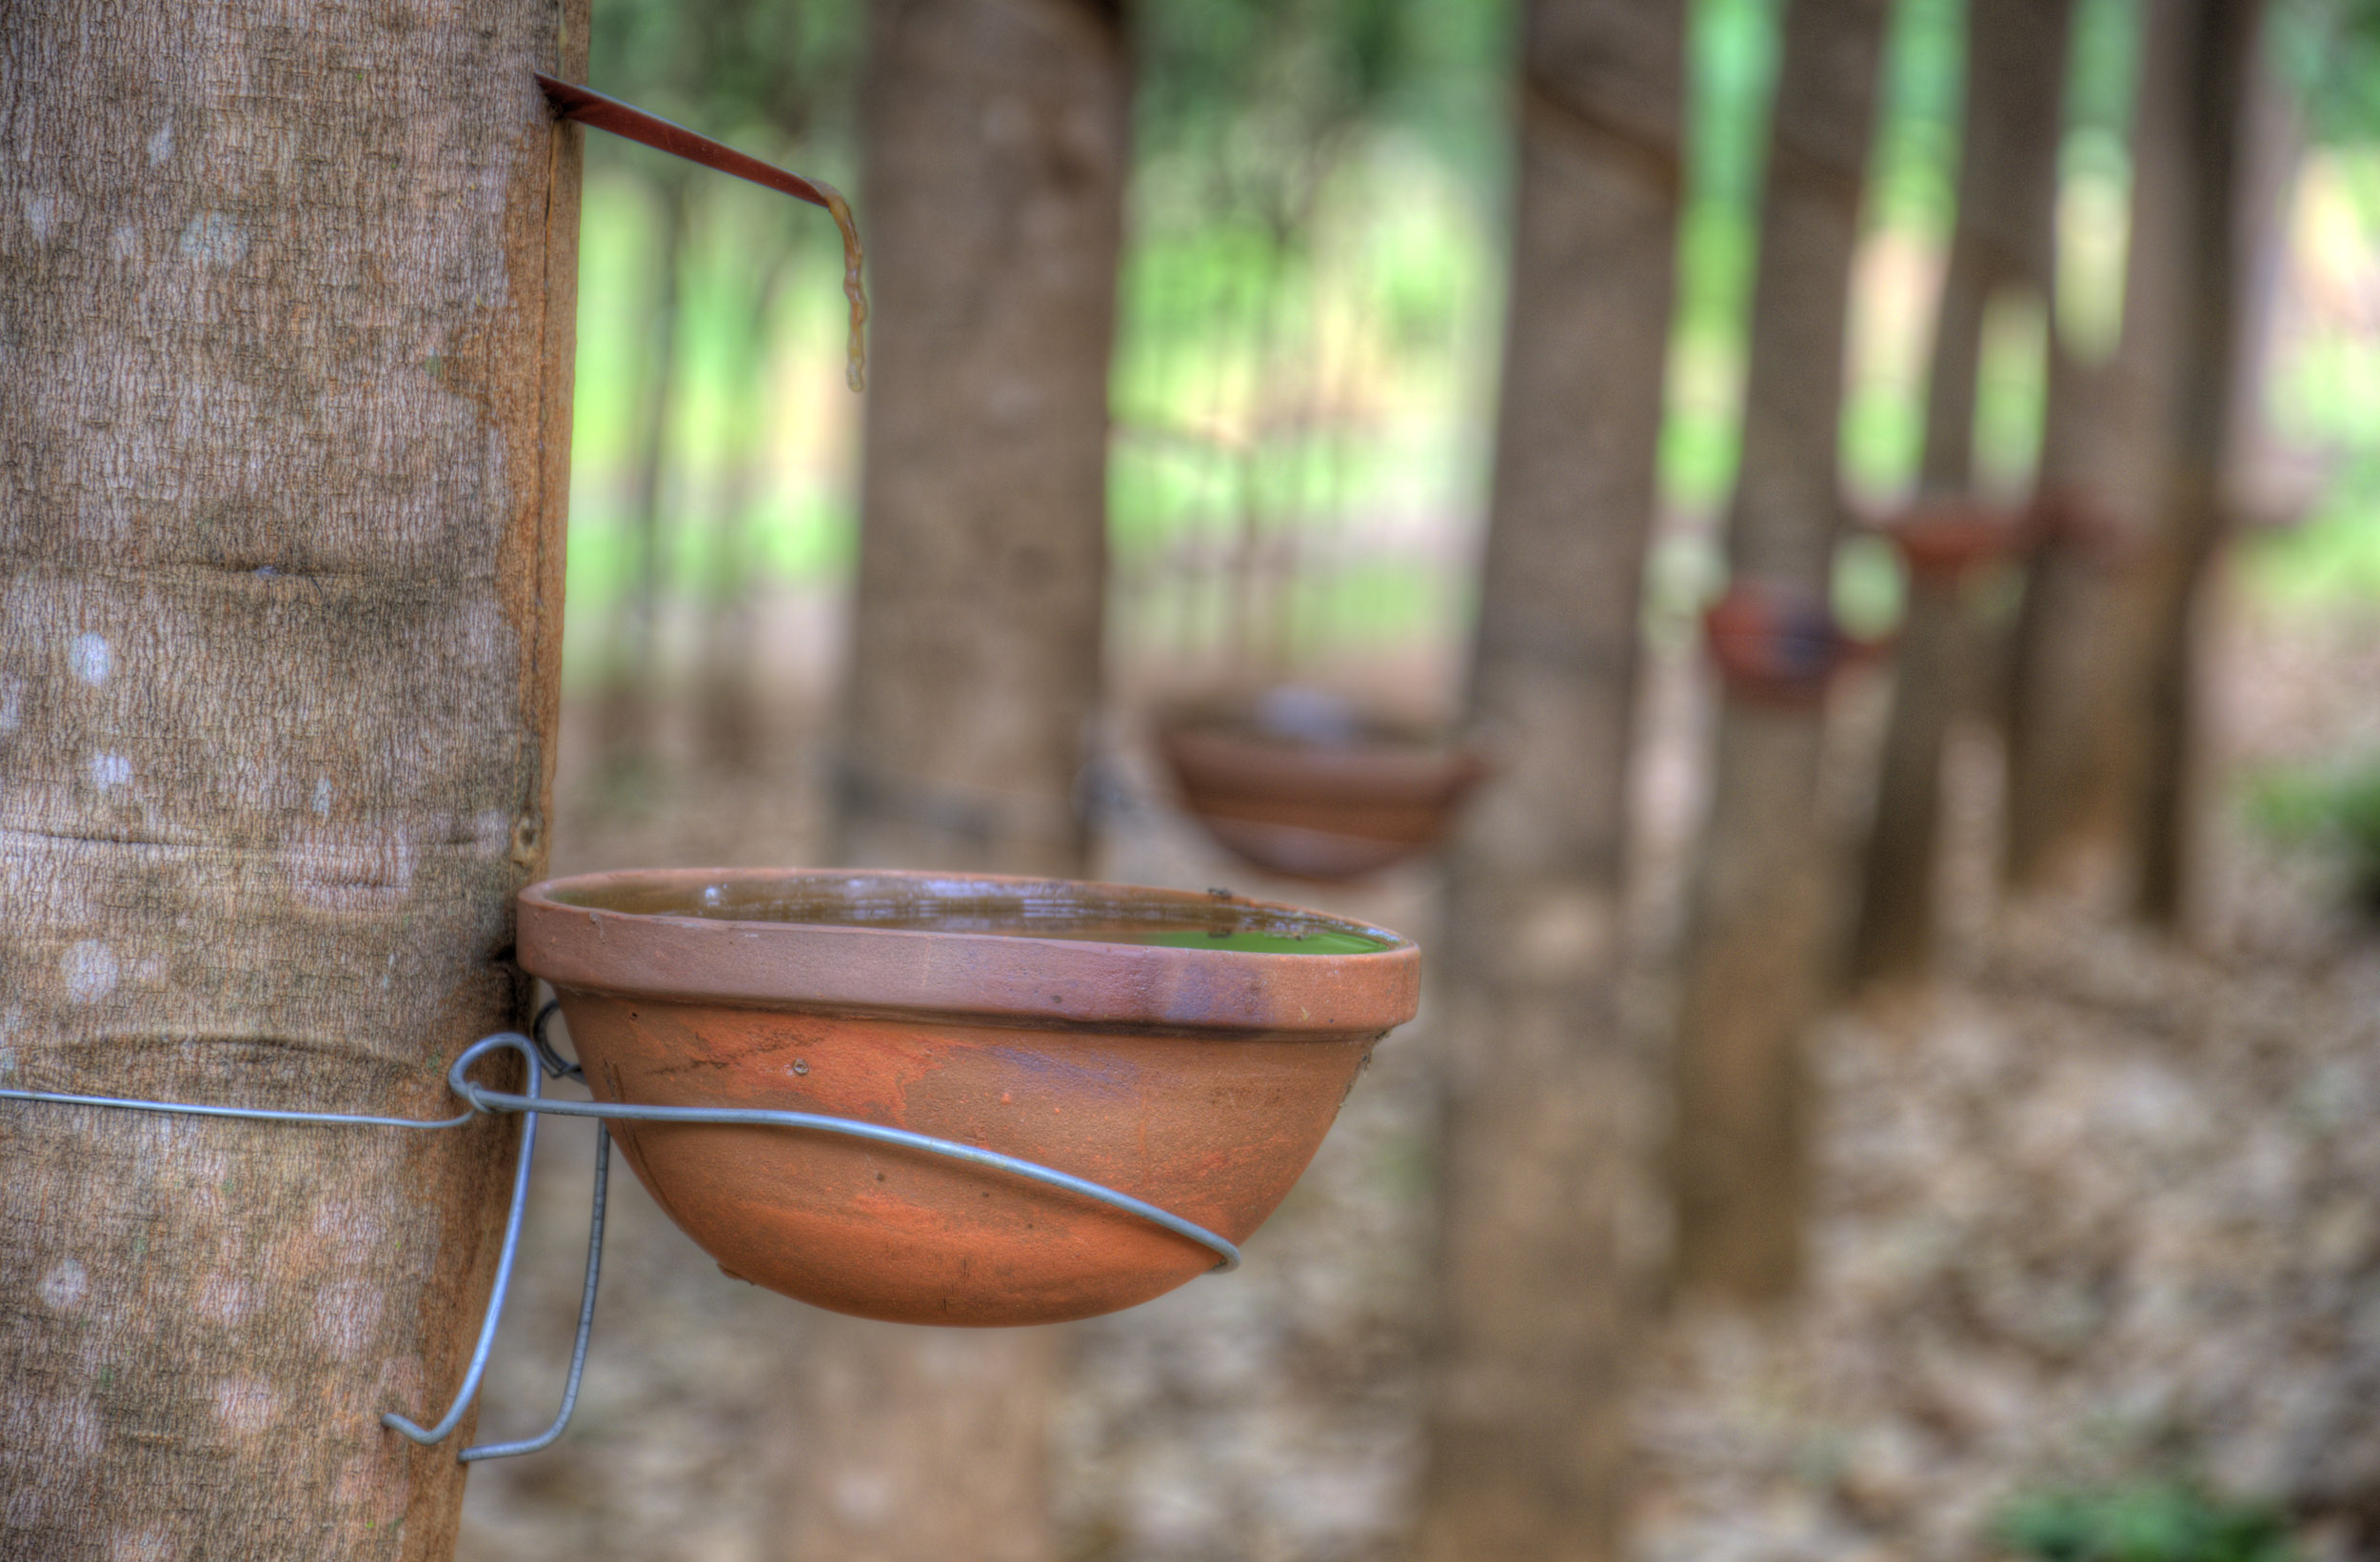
[0,1020,1237,1461]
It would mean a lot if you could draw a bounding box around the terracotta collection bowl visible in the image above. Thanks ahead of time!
[1154,689,1488,881]
[1701,583,1868,706]
[517,869,1418,1327]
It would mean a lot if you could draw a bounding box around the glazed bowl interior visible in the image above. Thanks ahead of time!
[539,870,1403,955]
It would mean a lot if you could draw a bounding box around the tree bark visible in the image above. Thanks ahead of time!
[1,6,585,1558]
[2001,492,2115,886]
[782,2,1126,1558]
[1407,4,1681,1558]
[1851,0,2071,986]
[2004,0,2195,889]
[2123,0,2261,927]
[1669,0,1889,1304]
[1851,568,1968,982]
[830,0,1121,879]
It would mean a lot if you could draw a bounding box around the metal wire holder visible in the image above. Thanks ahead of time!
[0,1005,1239,1463]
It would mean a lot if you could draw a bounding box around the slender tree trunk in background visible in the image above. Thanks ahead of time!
[1669,0,1888,1304]
[1408,5,1681,1557]
[2223,63,2303,532]
[2001,486,2118,886]
[2006,7,2190,889]
[1,7,584,1557]
[830,0,1120,880]
[1852,566,1967,982]
[1852,0,2071,986]
[2124,0,2261,927]
[599,176,688,776]
[783,1,1125,1558]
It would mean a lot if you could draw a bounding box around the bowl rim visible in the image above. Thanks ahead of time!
[518,867,1420,1035]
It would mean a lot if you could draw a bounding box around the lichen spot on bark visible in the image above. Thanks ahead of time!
[177,212,248,267]
[37,1258,89,1312]
[62,940,119,1002]
[198,1273,252,1326]
[70,633,111,685]
[313,1197,387,1268]
[832,1467,899,1530]
[312,1280,383,1359]
[213,1378,279,1435]
[109,1525,178,1562]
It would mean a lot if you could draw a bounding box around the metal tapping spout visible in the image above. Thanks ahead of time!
[536,73,869,391]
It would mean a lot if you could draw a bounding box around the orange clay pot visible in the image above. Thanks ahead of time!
[1154,691,1488,881]
[517,869,1419,1327]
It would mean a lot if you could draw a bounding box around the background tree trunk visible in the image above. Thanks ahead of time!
[2001,404,2128,886]
[2004,0,2193,889]
[1669,0,1889,1304]
[1851,565,1967,982]
[1,6,585,1558]
[1407,4,1681,1557]
[779,1,1126,1558]
[1851,0,2072,986]
[2123,0,2263,927]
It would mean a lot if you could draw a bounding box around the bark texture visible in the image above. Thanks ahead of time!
[0,5,585,1558]
[1670,0,1889,1303]
[1851,0,2071,985]
[2000,508,2115,886]
[832,0,1122,879]
[2122,0,2261,927]
[2004,0,2197,888]
[1851,570,1968,983]
[785,2,1127,1558]
[1912,0,2073,498]
[1408,3,1681,1557]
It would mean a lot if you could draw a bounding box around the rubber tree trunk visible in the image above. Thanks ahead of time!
[1407,4,1681,1558]
[783,3,1126,1559]
[2122,0,2261,927]
[0,7,585,1558]
[1669,0,1889,1305]
[2004,0,2198,887]
[1850,0,2071,986]
[1851,566,1966,982]
[2000,498,2117,886]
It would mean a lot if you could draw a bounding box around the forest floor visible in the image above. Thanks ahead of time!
[456,591,2380,1562]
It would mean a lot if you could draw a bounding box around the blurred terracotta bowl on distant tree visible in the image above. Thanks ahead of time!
[1702,583,1872,707]
[1152,687,1490,882]
[519,868,1419,1327]
[1883,502,2032,581]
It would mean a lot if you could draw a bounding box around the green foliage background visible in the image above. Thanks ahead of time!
[556,0,2380,689]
